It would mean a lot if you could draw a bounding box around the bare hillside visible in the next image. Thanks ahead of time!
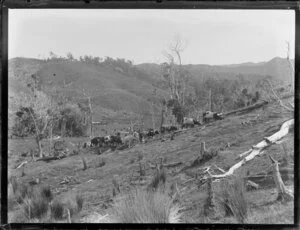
[7,98,294,223]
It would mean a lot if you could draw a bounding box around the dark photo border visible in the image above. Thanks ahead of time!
[1,1,299,229]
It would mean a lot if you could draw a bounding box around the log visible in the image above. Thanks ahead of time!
[269,156,293,202]
[238,149,252,159]
[224,100,268,116]
[15,161,28,169]
[281,92,294,99]
[213,164,226,173]
[36,155,66,162]
[246,180,259,190]
[148,161,182,169]
[211,119,294,179]
[163,161,182,168]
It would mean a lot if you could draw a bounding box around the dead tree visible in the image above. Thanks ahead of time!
[13,77,61,158]
[208,88,212,111]
[269,156,293,202]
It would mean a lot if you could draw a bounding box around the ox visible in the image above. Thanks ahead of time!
[91,137,105,147]
[110,132,122,145]
[182,117,201,129]
[203,111,224,123]
[83,141,92,148]
[123,134,139,148]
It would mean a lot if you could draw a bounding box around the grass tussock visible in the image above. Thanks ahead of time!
[50,199,65,220]
[137,152,143,161]
[107,189,182,223]
[147,167,167,192]
[40,185,53,202]
[22,185,54,220]
[9,176,18,194]
[246,201,293,224]
[8,177,84,223]
[9,182,34,209]
[63,193,84,217]
[96,158,106,168]
[23,195,49,219]
[191,148,219,167]
[216,176,248,223]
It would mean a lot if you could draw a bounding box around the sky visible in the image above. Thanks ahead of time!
[9,9,295,65]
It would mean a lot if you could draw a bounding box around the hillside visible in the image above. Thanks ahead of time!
[8,56,294,131]
[7,97,294,223]
[9,58,168,129]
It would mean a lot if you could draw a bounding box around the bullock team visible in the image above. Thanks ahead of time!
[83,110,224,152]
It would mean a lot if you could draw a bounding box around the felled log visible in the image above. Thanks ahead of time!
[224,100,268,117]
[211,119,294,179]
[36,155,66,162]
[148,161,182,169]
[15,161,28,169]
[245,180,259,190]
[163,161,182,168]
[238,149,252,159]
[281,92,294,99]
[269,156,294,202]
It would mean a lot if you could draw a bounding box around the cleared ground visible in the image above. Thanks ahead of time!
[7,99,294,223]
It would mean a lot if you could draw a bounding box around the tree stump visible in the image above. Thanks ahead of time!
[199,142,206,159]
[281,143,289,167]
[204,176,216,216]
[269,156,293,202]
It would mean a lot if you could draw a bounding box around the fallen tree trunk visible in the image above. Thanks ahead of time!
[281,92,294,100]
[211,119,294,179]
[245,180,259,190]
[163,161,182,168]
[36,155,66,162]
[223,100,268,116]
[148,161,182,169]
[15,161,28,169]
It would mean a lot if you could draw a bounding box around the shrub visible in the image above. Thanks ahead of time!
[216,176,248,223]
[109,189,182,223]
